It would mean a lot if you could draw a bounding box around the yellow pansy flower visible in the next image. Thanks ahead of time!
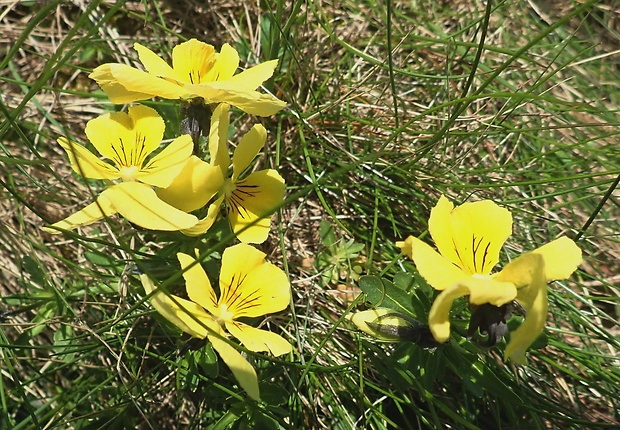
[140,243,291,401]
[90,39,286,116]
[44,105,198,232]
[397,195,582,364]
[158,103,285,243]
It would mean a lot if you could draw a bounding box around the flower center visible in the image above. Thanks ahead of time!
[120,165,139,182]
[223,178,236,197]
[213,303,235,325]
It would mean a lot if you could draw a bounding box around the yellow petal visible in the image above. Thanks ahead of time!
[42,195,116,233]
[225,321,292,356]
[103,182,198,231]
[57,137,119,180]
[428,277,517,342]
[177,251,218,314]
[226,59,279,89]
[94,63,187,103]
[203,43,239,82]
[231,124,266,182]
[137,134,193,188]
[171,39,217,85]
[532,237,582,281]
[157,155,224,212]
[85,105,165,170]
[396,235,469,291]
[227,169,285,244]
[185,83,287,116]
[429,195,512,275]
[89,64,154,104]
[207,327,261,401]
[219,243,290,318]
[180,196,224,236]
[134,43,180,82]
[208,103,231,172]
[140,273,213,339]
[502,253,548,364]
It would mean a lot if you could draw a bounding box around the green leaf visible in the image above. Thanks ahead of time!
[358,275,417,316]
[53,324,76,362]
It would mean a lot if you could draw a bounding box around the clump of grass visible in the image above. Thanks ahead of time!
[1,0,618,428]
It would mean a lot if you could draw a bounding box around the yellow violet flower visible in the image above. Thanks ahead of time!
[396,195,582,364]
[158,103,285,243]
[90,39,286,116]
[140,243,291,401]
[44,105,198,232]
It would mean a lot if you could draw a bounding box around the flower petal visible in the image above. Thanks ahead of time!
[497,253,548,364]
[85,105,165,170]
[140,272,214,339]
[225,321,291,356]
[180,196,224,237]
[207,326,261,401]
[137,134,193,188]
[532,237,582,281]
[57,137,120,180]
[185,83,286,116]
[208,103,231,172]
[177,251,218,314]
[42,195,116,233]
[203,43,239,82]
[219,243,290,318]
[226,59,279,89]
[157,155,224,212]
[103,182,198,231]
[428,277,517,342]
[397,235,469,291]
[429,195,512,275]
[171,39,217,85]
[91,63,188,103]
[134,43,180,82]
[227,169,285,244]
[232,124,266,182]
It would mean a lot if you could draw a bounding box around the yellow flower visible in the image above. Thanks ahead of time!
[89,39,286,116]
[140,243,291,401]
[44,105,198,232]
[158,103,285,243]
[396,195,582,364]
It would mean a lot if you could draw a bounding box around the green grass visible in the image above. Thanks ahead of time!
[1,0,619,428]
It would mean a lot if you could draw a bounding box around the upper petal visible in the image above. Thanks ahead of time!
[532,237,582,281]
[219,243,290,318]
[171,39,217,85]
[137,134,193,188]
[57,137,120,180]
[232,124,266,182]
[225,321,291,356]
[157,155,224,212]
[429,195,512,275]
[140,272,214,339]
[177,251,218,314]
[203,43,239,82]
[134,43,180,82]
[102,182,198,231]
[85,105,165,170]
[396,235,469,291]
